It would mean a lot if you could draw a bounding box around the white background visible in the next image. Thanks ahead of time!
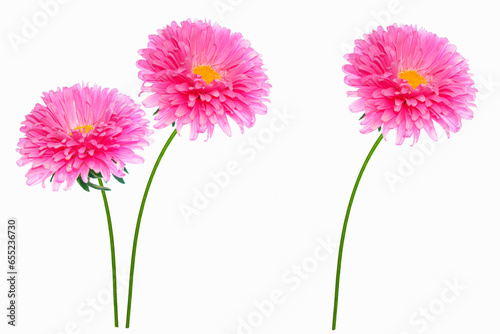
[1,0,499,333]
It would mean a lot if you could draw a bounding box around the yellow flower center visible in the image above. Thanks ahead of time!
[193,65,220,84]
[399,70,427,89]
[73,125,93,133]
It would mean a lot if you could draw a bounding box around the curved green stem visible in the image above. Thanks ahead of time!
[126,129,177,328]
[332,133,383,331]
[98,178,119,327]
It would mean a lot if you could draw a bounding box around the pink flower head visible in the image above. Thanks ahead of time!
[344,24,476,145]
[137,19,271,140]
[17,83,152,191]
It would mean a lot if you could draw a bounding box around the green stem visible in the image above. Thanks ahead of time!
[332,133,383,331]
[126,129,177,328]
[98,178,119,327]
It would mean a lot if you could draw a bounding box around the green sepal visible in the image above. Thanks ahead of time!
[172,121,176,127]
[359,114,365,120]
[50,173,55,182]
[88,170,103,179]
[112,175,125,184]
[87,181,111,191]
[76,176,90,192]
[153,108,159,116]
[378,126,382,132]
[123,166,129,174]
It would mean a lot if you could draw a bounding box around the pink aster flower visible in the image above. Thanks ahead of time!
[126,20,270,327]
[137,19,271,140]
[17,83,152,327]
[332,25,476,331]
[344,24,476,145]
[17,83,152,191]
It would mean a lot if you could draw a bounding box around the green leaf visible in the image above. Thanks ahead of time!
[88,170,103,179]
[112,174,125,184]
[359,114,365,120]
[76,176,90,192]
[87,181,111,191]
[153,108,159,116]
